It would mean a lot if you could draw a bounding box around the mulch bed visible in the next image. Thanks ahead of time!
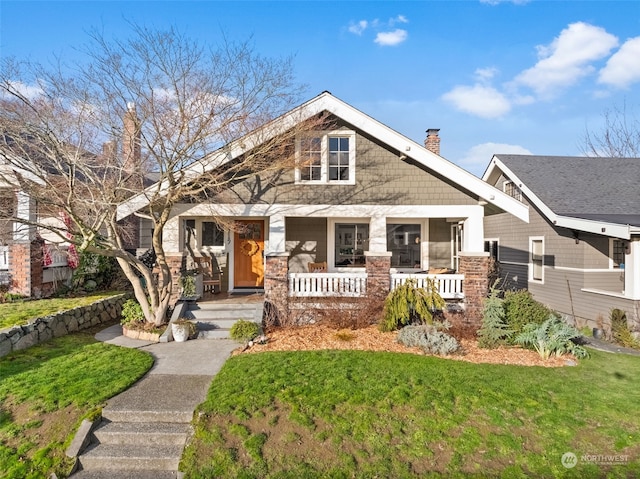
[236,324,571,367]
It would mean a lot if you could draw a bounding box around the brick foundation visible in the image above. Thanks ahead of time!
[9,239,44,298]
[365,253,391,300]
[264,254,290,326]
[458,254,490,329]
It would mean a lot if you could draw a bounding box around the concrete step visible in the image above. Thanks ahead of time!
[195,317,261,330]
[190,301,263,311]
[93,421,190,446]
[101,409,194,424]
[79,443,183,471]
[71,468,180,478]
[187,307,262,321]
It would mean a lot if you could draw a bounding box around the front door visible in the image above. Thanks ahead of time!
[234,220,265,288]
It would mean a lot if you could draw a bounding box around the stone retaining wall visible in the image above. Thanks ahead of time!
[0,294,128,358]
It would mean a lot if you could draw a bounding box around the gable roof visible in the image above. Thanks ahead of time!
[117,92,528,222]
[483,154,640,238]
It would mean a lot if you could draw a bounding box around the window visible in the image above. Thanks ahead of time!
[484,239,499,261]
[387,224,421,268]
[503,180,522,201]
[202,222,224,247]
[529,237,544,282]
[335,223,368,267]
[610,239,626,269]
[296,131,356,184]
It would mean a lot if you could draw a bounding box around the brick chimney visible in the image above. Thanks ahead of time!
[101,140,116,162]
[122,102,141,173]
[424,128,440,156]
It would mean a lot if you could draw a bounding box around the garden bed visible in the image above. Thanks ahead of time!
[237,324,571,367]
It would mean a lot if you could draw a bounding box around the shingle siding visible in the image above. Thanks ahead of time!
[285,217,327,273]
[217,119,478,206]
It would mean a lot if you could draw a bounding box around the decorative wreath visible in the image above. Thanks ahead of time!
[239,239,260,257]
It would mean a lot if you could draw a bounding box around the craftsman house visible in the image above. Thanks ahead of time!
[483,154,640,330]
[118,92,528,324]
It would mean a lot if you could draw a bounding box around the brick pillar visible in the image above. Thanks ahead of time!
[264,253,290,326]
[9,238,44,298]
[458,253,490,328]
[365,252,391,300]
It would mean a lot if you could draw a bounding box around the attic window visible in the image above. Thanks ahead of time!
[295,131,356,185]
[503,181,522,201]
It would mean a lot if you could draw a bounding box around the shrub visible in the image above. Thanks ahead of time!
[120,299,145,326]
[397,324,460,356]
[478,285,512,348]
[503,289,552,340]
[514,315,589,360]
[380,279,445,332]
[610,309,640,349]
[230,320,260,343]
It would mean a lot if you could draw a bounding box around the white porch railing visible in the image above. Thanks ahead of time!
[289,272,368,297]
[0,246,8,270]
[391,273,465,299]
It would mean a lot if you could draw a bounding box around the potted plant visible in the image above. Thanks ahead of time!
[171,318,197,342]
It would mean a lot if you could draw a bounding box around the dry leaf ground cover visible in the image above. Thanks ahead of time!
[239,324,569,368]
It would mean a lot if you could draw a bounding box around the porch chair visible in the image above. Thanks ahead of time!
[308,261,328,272]
[194,256,222,295]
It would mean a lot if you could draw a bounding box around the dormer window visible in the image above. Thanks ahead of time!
[503,180,522,201]
[295,131,356,184]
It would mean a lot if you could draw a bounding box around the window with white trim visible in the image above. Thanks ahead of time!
[503,180,522,201]
[610,239,625,269]
[335,222,368,267]
[296,131,356,184]
[387,224,421,268]
[529,237,544,283]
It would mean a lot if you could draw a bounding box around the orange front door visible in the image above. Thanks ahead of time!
[234,220,265,288]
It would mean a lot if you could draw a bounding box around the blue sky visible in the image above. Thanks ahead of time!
[1,1,639,176]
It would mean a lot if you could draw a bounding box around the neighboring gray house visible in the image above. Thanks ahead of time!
[483,154,640,330]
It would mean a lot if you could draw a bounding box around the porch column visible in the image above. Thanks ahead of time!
[264,252,290,326]
[458,252,490,328]
[10,191,42,297]
[462,207,485,254]
[365,251,392,300]
[265,214,285,255]
[367,214,387,253]
[625,238,640,300]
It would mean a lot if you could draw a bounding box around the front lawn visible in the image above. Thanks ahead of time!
[0,291,123,330]
[0,331,153,479]
[183,349,640,478]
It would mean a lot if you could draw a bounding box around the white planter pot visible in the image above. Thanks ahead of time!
[172,322,191,342]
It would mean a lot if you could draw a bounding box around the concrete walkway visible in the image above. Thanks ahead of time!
[70,325,237,478]
[585,336,640,356]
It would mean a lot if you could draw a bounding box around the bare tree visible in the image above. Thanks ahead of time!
[0,25,324,325]
[582,102,640,157]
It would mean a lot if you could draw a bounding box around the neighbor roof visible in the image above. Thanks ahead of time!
[483,154,640,237]
[117,92,529,222]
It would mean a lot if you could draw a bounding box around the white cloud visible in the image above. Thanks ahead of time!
[374,29,408,47]
[2,80,44,100]
[348,20,368,36]
[442,85,511,119]
[458,142,532,175]
[390,15,408,26]
[514,22,618,98]
[598,36,640,88]
[474,67,499,83]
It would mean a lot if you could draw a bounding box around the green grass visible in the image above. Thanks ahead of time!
[0,330,153,479]
[183,349,640,478]
[0,291,123,329]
